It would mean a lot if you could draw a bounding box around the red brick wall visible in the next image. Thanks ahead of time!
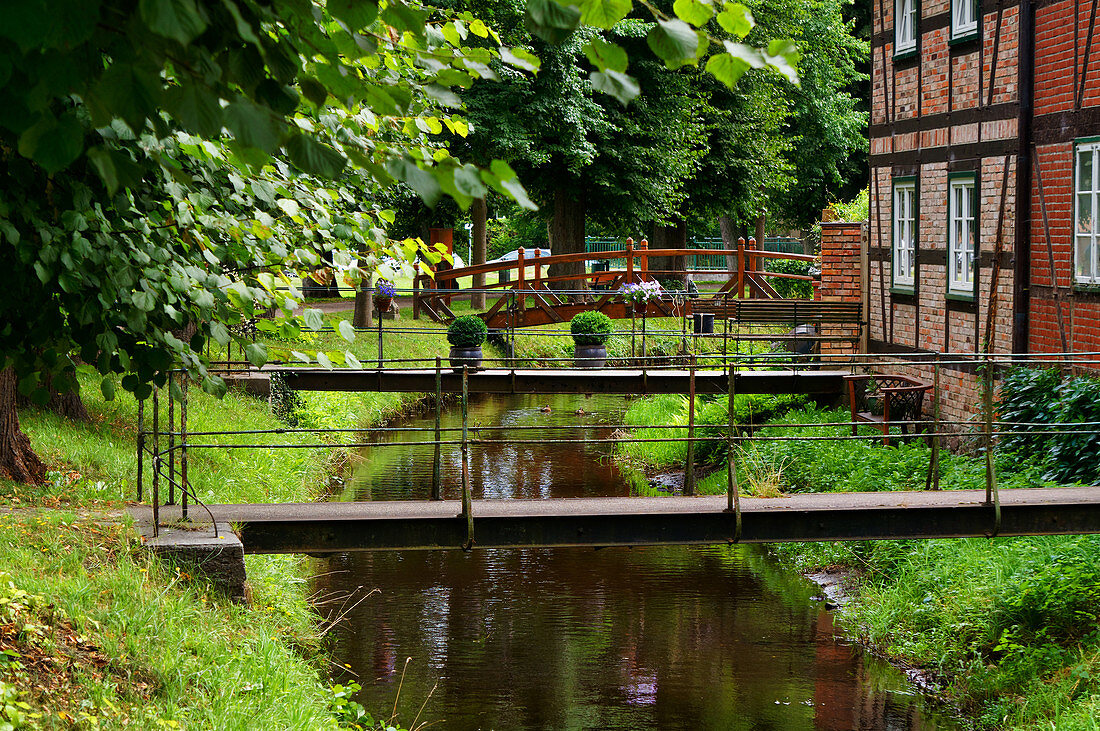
[1028,1,1100,360]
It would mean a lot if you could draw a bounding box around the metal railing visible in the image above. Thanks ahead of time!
[136,351,1100,543]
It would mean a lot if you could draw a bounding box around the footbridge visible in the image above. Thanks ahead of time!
[133,355,1100,555]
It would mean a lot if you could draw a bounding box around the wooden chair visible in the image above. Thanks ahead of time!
[845,374,933,446]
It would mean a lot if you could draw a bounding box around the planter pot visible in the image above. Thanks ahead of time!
[449,346,482,371]
[632,301,648,315]
[573,343,607,368]
[373,296,393,313]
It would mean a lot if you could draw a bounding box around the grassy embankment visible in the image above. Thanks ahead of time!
[0,311,484,728]
[615,390,1100,729]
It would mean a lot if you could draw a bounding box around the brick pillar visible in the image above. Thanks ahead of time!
[818,221,867,355]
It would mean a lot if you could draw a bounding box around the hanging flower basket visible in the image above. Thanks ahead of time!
[374,279,396,313]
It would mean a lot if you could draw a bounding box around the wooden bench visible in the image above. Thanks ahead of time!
[689,299,864,350]
[844,374,933,446]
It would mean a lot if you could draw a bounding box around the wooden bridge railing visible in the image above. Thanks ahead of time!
[412,237,817,324]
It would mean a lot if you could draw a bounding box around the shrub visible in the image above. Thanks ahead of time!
[997,366,1100,485]
[763,257,815,299]
[569,311,613,346]
[446,315,487,347]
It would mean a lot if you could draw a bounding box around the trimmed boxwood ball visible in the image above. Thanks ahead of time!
[570,311,613,346]
[447,315,488,347]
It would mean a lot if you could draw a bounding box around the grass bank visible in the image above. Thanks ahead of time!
[615,391,1100,728]
[0,326,448,728]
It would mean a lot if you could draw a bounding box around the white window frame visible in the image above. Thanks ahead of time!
[893,180,916,289]
[896,0,918,54]
[948,176,977,296]
[951,0,978,39]
[1075,140,1100,285]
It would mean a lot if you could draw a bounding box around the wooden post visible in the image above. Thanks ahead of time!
[736,238,745,298]
[625,238,634,283]
[747,237,757,298]
[533,249,541,291]
[639,238,649,281]
[517,247,526,313]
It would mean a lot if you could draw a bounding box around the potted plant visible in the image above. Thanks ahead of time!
[570,311,613,367]
[447,315,488,371]
[374,279,396,313]
[619,281,662,315]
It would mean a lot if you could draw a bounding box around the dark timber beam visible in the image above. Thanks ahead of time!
[131,488,1100,553]
[270,368,848,396]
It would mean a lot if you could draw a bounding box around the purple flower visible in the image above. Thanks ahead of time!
[376,279,396,298]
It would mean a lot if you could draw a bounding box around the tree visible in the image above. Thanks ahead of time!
[0,0,797,481]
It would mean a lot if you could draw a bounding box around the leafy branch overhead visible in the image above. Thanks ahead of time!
[525,0,801,104]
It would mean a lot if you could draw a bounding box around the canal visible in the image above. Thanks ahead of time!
[317,393,960,730]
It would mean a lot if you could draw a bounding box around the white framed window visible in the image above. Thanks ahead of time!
[1076,140,1100,285]
[893,179,916,289]
[948,176,976,295]
[951,0,978,38]
[896,0,918,54]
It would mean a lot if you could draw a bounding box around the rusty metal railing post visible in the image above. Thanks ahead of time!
[152,387,160,536]
[684,363,696,496]
[181,372,189,521]
[167,372,175,506]
[461,365,474,549]
[377,307,384,369]
[983,354,1001,536]
[726,364,741,541]
[928,360,941,491]
[432,357,442,501]
[136,398,145,502]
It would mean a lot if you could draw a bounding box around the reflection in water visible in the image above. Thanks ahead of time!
[319,395,957,731]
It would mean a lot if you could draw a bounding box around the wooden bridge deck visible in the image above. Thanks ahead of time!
[131,487,1100,553]
[271,367,848,395]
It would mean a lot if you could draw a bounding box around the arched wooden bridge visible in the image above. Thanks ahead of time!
[412,237,817,329]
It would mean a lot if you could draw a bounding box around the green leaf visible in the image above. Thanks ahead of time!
[705,52,750,89]
[166,82,223,138]
[276,198,301,217]
[87,146,143,195]
[303,308,324,331]
[577,0,631,28]
[386,157,442,207]
[380,2,429,33]
[647,18,699,66]
[673,0,714,27]
[453,164,488,199]
[18,112,83,173]
[100,377,116,402]
[590,69,639,105]
[584,38,628,72]
[316,351,334,370]
[244,342,268,368]
[210,321,230,345]
[345,351,362,369]
[139,0,209,45]
[499,47,541,73]
[286,133,347,177]
[300,78,328,107]
[765,39,801,84]
[224,99,282,153]
[716,3,753,37]
[337,319,356,343]
[328,0,378,30]
[291,350,311,363]
[88,63,163,132]
[525,0,581,44]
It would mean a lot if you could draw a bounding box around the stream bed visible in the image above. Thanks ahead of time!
[317,393,961,730]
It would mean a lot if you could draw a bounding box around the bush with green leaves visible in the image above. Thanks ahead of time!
[569,311,613,346]
[997,366,1100,485]
[447,315,488,348]
[763,258,815,299]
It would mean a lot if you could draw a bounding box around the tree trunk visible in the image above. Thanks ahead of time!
[546,187,587,297]
[353,275,373,328]
[0,367,47,484]
[755,213,766,250]
[649,220,688,285]
[471,197,488,310]
[719,215,739,272]
[47,371,90,423]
